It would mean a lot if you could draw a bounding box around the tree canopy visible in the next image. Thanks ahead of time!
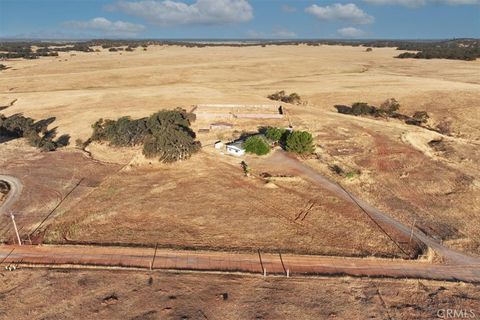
[286,131,315,154]
[90,108,200,162]
[0,113,69,151]
[243,135,270,156]
[265,127,287,142]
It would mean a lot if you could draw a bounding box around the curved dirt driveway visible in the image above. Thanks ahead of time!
[0,175,23,216]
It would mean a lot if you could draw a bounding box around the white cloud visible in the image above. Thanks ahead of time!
[281,4,297,13]
[65,17,145,36]
[305,3,374,25]
[110,0,253,26]
[363,0,479,7]
[337,27,366,38]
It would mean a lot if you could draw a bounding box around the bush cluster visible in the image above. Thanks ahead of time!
[333,99,455,134]
[335,98,400,117]
[91,108,200,162]
[267,91,302,104]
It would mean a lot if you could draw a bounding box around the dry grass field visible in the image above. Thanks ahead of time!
[0,268,479,320]
[0,140,120,244]
[0,44,479,258]
[44,150,401,257]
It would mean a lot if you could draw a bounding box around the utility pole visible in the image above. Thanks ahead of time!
[10,212,21,246]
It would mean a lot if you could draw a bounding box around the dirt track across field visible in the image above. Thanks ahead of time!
[0,245,479,283]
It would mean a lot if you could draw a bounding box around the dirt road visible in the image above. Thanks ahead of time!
[0,175,22,216]
[0,244,479,282]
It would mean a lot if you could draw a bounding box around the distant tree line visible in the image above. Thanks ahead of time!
[89,108,201,162]
[0,38,478,61]
[396,49,479,61]
[0,112,70,151]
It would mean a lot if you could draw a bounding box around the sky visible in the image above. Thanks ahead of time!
[0,0,479,39]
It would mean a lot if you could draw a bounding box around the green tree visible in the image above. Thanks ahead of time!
[243,135,270,156]
[265,127,287,142]
[286,131,315,154]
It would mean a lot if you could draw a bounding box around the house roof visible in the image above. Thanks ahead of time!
[226,141,244,150]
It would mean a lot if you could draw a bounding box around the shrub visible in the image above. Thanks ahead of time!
[286,131,315,154]
[334,105,353,115]
[412,111,429,123]
[366,47,373,52]
[436,120,452,136]
[351,102,375,116]
[345,171,360,179]
[330,164,344,175]
[379,98,400,116]
[243,135,270,156]
[75,138,84,148]
[267,91,302,104]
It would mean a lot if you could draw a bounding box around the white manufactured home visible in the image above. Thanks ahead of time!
[226,141,245,156]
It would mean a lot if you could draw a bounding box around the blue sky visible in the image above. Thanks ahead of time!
[1,0,479,39]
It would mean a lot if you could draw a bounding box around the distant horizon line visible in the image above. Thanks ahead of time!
[1,37,478,42]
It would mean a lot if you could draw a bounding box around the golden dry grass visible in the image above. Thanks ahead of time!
[1,268,479,320]
[1,44,479,256]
